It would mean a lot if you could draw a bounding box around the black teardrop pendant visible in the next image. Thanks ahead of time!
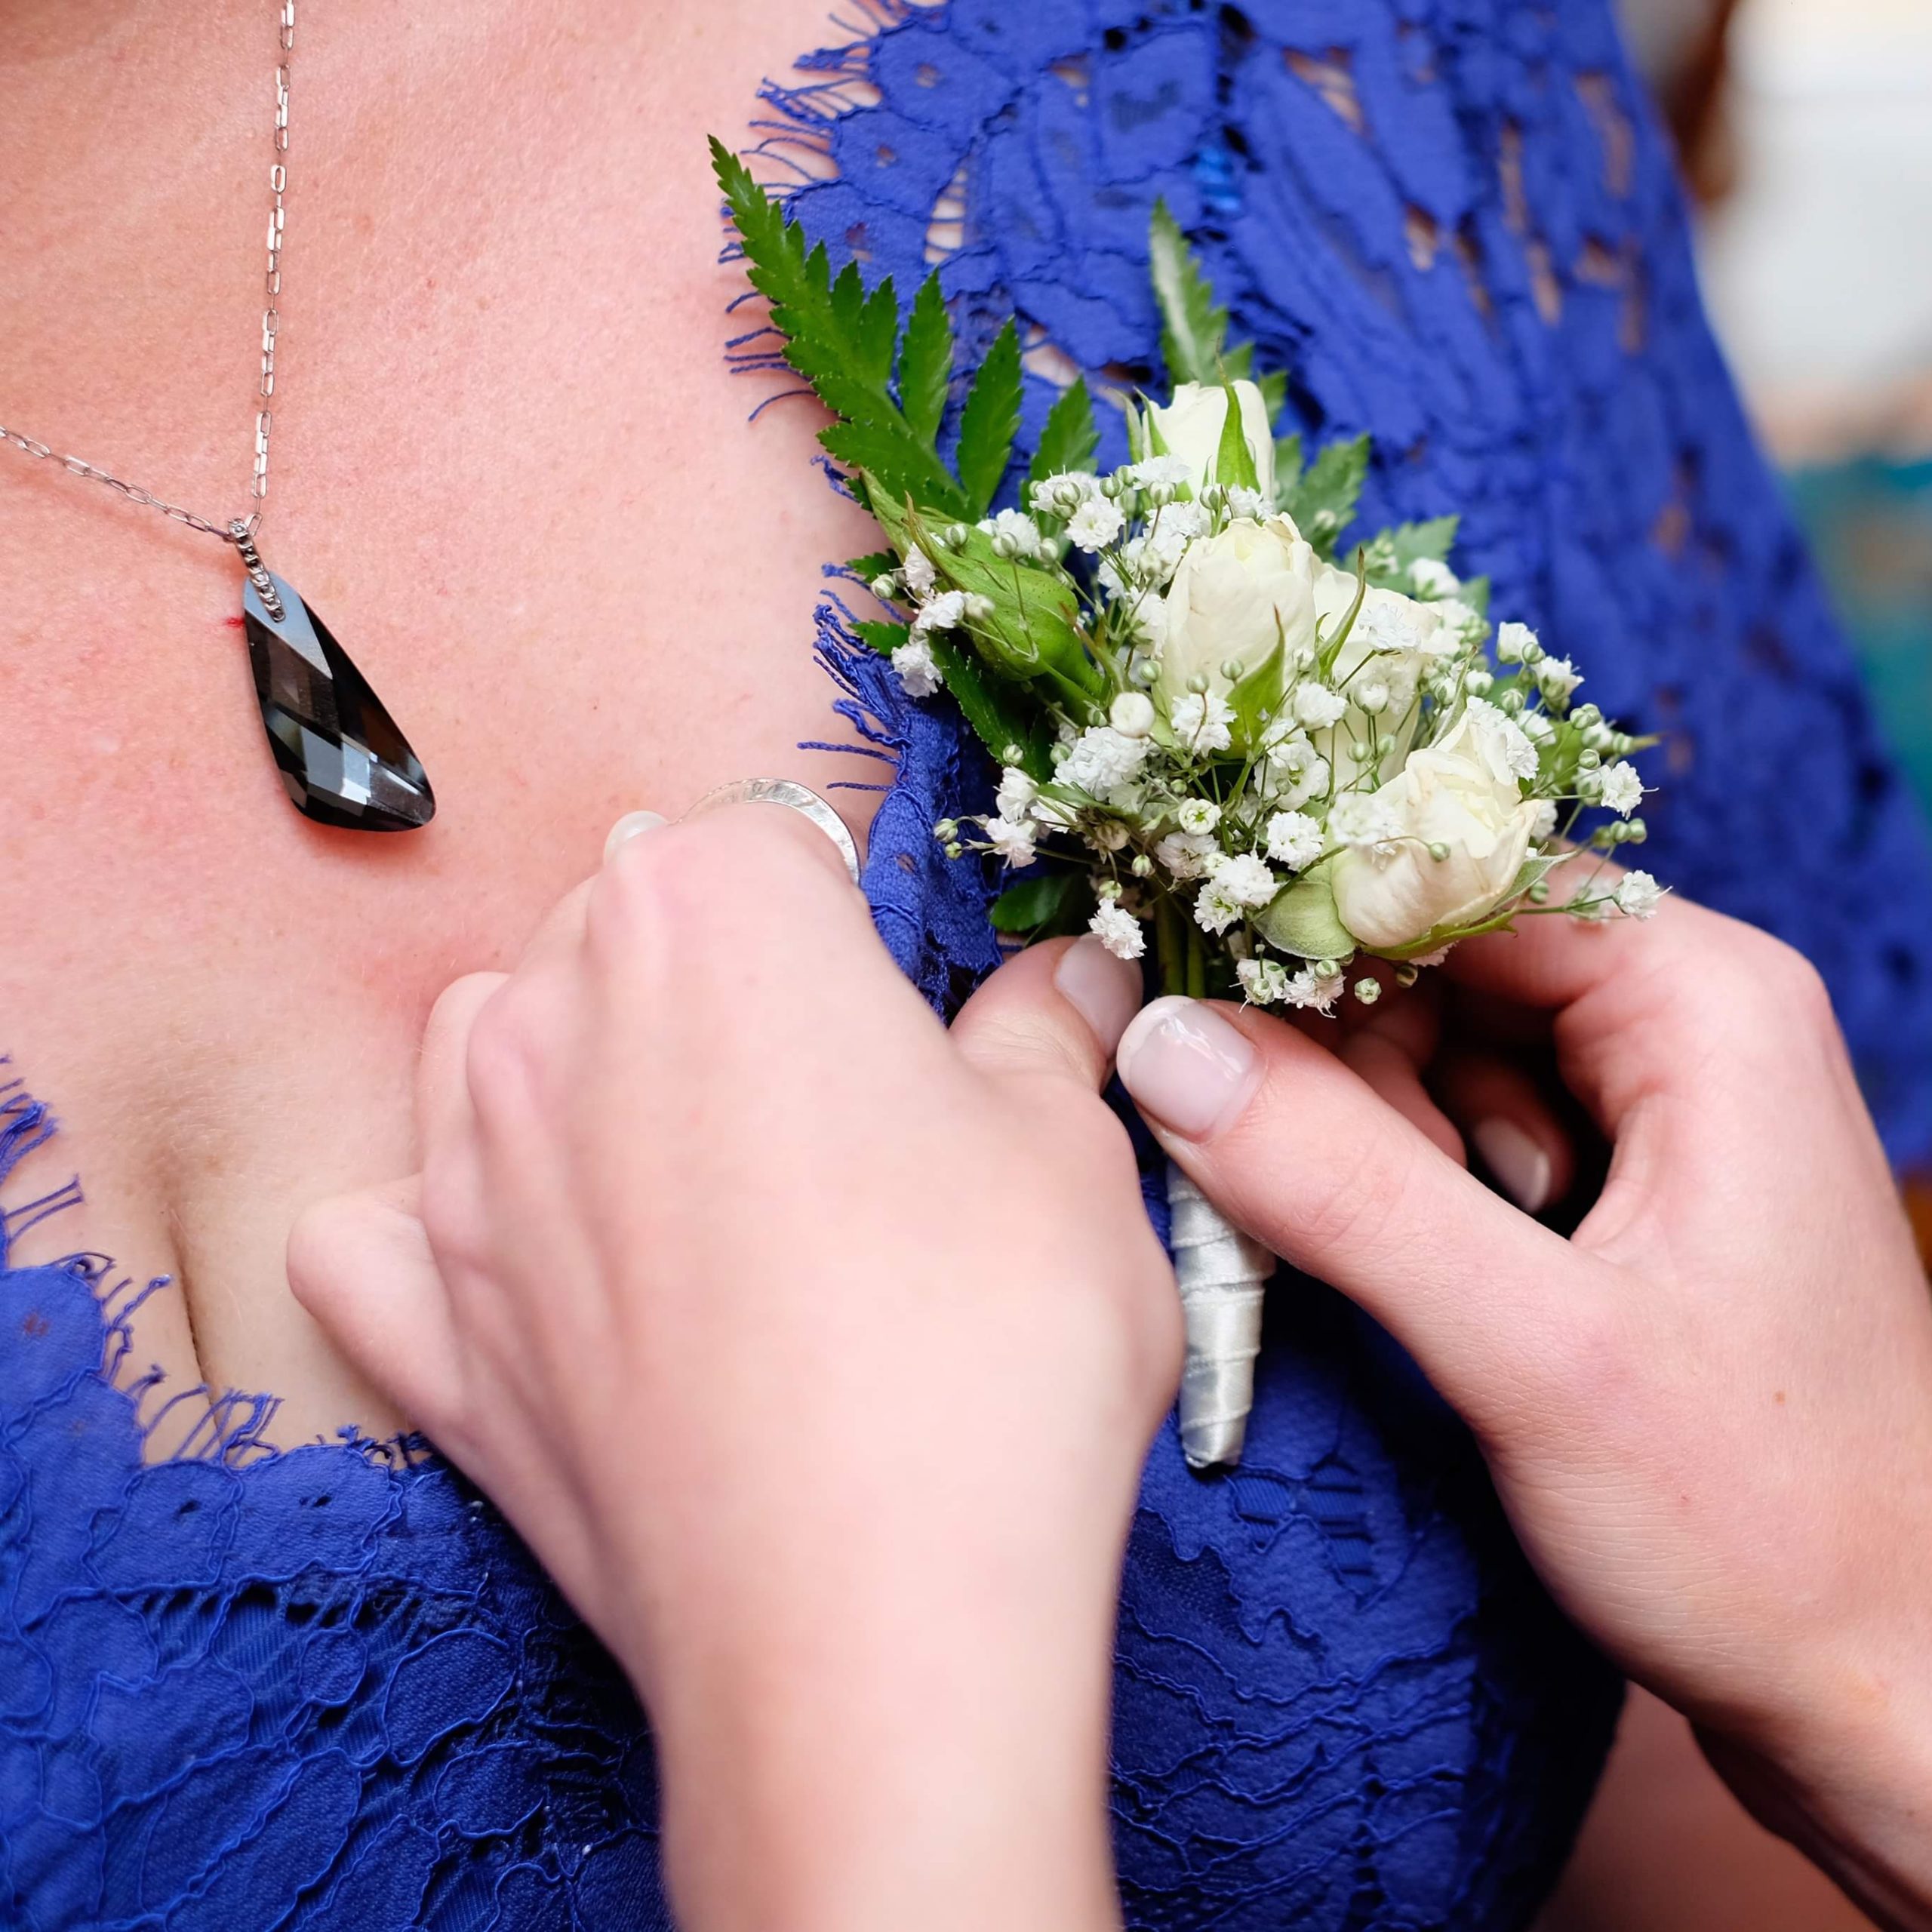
[238,555,435,832]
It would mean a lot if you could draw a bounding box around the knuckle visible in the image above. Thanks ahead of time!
[462,983,549,1115]
[283,1195,353,1308]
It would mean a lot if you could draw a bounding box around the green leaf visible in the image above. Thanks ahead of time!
[1387,515,1459,570]
[846,549,899,584]
[1255,368,1287,423]
[1254,860,1356,961]
[1211,379,1261,492]
[1281,432,1370,557]
[954,319,1024,519]
[851,619,910,657]
[1149,200,1229,386]
[1226,630,1287,747]
[1273,432,1305,500]
[1027,378,1099,488]
[898,275,953,446]
[710,138,964,514]
[990,871,1077,932]
[820,417,964,517]
[927,633,1054,780]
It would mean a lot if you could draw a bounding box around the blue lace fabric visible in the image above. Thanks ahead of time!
[6,2,1931,1927]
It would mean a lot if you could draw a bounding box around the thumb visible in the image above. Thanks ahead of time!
[948,933,1144,1092]
[1115,995,1610,1429]
[286,1177,464,1436]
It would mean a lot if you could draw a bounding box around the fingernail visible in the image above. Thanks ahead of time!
[1053,934,1143,1056]
[603,811,668,863]
[1116,996,1260,1141]
[1472,1117,1552,1214]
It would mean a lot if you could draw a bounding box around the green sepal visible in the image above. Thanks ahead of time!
[1149,199,1229,386]
[1027,378,1100,490]
[1226,626,1287,747]
[898,274,953,446]
[954,318,1024,519]
[851,619,910,657]
[1211,379,1262,492]
[1254,858,1357,961]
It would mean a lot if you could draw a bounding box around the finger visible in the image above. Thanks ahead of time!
[417,972,507,1156]
[286,1177,464,1432]
[1115,995,1607,1421]
[1430,1048,1577,1215]
[1326,977,1464,1163]
[949,934,1143,1091]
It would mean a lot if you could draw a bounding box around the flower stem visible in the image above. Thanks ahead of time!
[1156,894,1187,998]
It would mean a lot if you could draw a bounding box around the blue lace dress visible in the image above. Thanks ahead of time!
[6,4,1931,1927]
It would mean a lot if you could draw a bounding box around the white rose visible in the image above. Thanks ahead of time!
[1329,703,1542,951]
[1153,515,1316,706]
[1145,380,1275,501]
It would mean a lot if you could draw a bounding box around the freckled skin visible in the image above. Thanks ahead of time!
[0,0,875,1440]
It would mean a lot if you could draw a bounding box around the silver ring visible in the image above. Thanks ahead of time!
[685,778,861,886]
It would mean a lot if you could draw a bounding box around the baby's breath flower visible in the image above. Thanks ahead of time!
[1357,679,1392,716]
[1089,899,1146,961]
[1029,471,1100,517]
[1537,655,1583,706]
[1060,724,1150,795]
[891,637,943,697]
[1327,792,1402,848]
[1284,964,1346,1013]
[977,507,1044,558]
[1237,956,1292,1005]
[910,589,969,638]
[980,814,1037,866]
[1177,797,1221,835]
[1169,691,1235,754]
[901,547,937,598]
[1598,760,1644,816]
[1292,681,1348,730]
[1438,599,1487,645]
[1614,870,1664,919]
[1496,620,1538,664]
[995,767,1038,820]
[1155,829,1219,880]
[1528,798,1559,839]
[1352,976,1383,1005]
[1088,817,1132,851]
[1192,881,1244,936]
[1265,809,1324,870]
[1208,851,1278,908]
[1128,454,1192,492]
[1409,558,1460,598]
[1110,691,1156,738]
[1067,496,1126,552]
[1225,485,1268,521]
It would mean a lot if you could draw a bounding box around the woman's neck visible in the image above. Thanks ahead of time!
[0,0,878,1444]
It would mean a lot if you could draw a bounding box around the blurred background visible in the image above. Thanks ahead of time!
[1535,7,1931,1925]
[1623,0,1932,1233]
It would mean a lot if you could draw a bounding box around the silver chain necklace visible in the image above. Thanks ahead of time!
[1,2,435,832]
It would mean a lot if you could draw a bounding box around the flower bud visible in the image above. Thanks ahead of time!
[933,818,958,841]
[1111,690,1157,737]
[1353,977,1382,1006]
[1131,853,1155,877]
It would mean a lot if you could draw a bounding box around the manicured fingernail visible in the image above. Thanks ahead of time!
[1053,934,1143,1056]
[603,811,668,863]
[1472,1117,1552,1214]
[1116,996,1260,1140]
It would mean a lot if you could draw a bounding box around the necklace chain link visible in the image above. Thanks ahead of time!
[0,0,298,549]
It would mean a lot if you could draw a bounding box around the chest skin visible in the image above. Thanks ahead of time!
[0,0,878,1445]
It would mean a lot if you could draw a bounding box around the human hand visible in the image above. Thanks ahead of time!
[1112,884,1932,1930]
[288,802,1180,1932]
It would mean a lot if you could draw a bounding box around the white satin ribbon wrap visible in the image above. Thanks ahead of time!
[1166,1162,1276,1469]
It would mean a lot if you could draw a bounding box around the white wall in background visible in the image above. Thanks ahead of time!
[1694,0,1932,430]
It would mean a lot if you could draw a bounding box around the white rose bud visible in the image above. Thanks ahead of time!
[1153,515,1317,707]
[1330,703,1543,951]
[1144,379,1277,501]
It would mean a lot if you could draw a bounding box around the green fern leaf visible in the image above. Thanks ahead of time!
[1149,200,1229,385]
[898,275,953,446]
[1027,378,1099,488]
[955,320,1024,519]
[845,549,900,584]
[852,619,910,657]
[928,633,1053,780]
[819,420,965,518]
[1281,432,1370,557]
